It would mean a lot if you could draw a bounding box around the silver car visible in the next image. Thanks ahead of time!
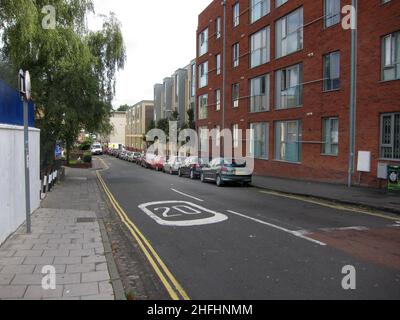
[163,156,186,174]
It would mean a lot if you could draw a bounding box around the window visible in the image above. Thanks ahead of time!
[199,126,209,153]
[324,0,341,28]
[380,113,400,160]
[216,54,221,75]
[190,63,196,97]
[232,83,240,108]
[198,28,208,57]
[276,7,303,58]
[215,125,221,147]
[198,94,208,120]
[275,64,302,109]
[216,17,221,38]
[323,51,340,91]
[250,26,270,68]
[322,118,339,155]
[233,3,240,27]
[276,0,288,7]
[233,43,240,67]
[215,89,221,111]
[233,124,239,148]
[199,61,208,88]
[382,31,400,81]
[275,120,302,163]
[250,74,269,112]
[251,0,270,23]
[250,123,268,159]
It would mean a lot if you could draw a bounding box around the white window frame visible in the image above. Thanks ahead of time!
[250,26,270,68]
[250,0,270,24]
[324,0,341,28]
[233,3,240,27]
[198,28,209,57]
[199,61,208,88]
[382,31,400,81]
[233,43,240,68]
[276,7,303,58]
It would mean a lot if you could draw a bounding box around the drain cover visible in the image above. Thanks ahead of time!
[76,218,96,223]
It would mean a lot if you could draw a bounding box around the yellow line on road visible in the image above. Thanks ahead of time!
[95,158,189,300]
[260,190,399,221]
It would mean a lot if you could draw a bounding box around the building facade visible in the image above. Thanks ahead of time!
[153,59,197,127]
[125,100,154,151]
[100,111,127,148]
[196,0,400,187]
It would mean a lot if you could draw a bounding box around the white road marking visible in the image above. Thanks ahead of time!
[226,210,326,246]
[139,201,228,227]
[171,188,204,202]
[320,226,369,232]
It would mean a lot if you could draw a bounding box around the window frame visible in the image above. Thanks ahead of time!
[381,31,400,82]
[250,26,270,68]
[322,117,339,156]
[324,0,341,29]
[198,94,208,120]
[323,51,341,91]
[380,112,400,160]
[250,0,270,24]
[274,120,302,163]
[250,122,269,160]
[275,63,303,110]
[250,74,270,113]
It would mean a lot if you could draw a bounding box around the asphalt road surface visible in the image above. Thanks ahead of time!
[98,155,400,300]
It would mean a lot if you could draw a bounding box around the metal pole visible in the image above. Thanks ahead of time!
[222,0,227,132]
[348,0,357,188]
[23,98,31,233]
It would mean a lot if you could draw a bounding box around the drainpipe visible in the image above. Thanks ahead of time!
[348,0,358,188]
[222,0,227,131]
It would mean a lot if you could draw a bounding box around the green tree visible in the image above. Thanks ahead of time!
[0,1,126,166]
[117,104,129,112]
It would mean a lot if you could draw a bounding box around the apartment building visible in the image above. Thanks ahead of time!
[196,0,400,187]
[153,59,197,127]
[100,111,127,147]
[125,100,154,151]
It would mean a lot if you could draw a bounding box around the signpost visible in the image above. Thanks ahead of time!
[19,70,32,234]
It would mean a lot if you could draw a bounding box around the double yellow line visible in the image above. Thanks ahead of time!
[96,161,190,300]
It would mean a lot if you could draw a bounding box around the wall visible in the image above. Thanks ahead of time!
[109,111,127,145]
[0,124,41,245]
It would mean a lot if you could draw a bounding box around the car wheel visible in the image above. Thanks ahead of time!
[190,170,195,180]
[216,175,224,187]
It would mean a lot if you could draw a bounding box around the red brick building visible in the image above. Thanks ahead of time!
[196,0,400,187]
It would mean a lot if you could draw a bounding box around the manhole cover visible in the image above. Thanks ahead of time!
[76,218,96,223]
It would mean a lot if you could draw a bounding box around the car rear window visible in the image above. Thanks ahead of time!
[223,159,246,168]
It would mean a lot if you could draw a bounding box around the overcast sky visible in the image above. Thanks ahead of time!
[88,0,211,109]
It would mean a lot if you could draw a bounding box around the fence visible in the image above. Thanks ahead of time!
[0,79,40,245]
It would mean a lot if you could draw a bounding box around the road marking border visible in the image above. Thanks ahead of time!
[171,188,204,202]
[260,190,399,222]
[96,167,189,300]
[227,210,326,246]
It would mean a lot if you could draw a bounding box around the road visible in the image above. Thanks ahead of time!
[97,155,400,300]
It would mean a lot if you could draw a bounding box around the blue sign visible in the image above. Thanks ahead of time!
[55,145,62,159]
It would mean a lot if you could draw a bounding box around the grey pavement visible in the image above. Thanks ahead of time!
[0,167,122,300]
[252,175,400,214]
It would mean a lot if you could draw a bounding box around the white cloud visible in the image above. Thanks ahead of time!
[88,0,211,109]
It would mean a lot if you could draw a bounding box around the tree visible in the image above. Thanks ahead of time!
[0,1,126,166]
[187,108,196,130]
[117,104,129,112]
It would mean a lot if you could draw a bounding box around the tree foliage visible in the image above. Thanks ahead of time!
[0,0,126,166]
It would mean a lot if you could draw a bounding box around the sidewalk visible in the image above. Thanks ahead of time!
[0,167,125,300]
[252,175,400,215]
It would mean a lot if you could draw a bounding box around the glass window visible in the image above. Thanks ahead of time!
[324,0,341,28]
[216,54,221,75]
[190,63,196,97]
[276,0,288,7]
[233,43,240,67]
[233,124,239,148]
[380,113,400,160]
[251,0,270,23]
[323,51,340,91]
[199,126,209,153]
[382,31,400,81]
[250,122,268,159]
[199,61,208,88]
[233,3,240,27]
[276,7,303,58]
[215,125,221,147]
[250,74,269,112]
[216,17,221,38]
[322,118,339,155]
[215,89,221,111]
[198,94,208,120]
[275,63,303,109]
[275,120,302,162]
[232,83,240,108]
[198,28,208,57]
[250,26,270,68]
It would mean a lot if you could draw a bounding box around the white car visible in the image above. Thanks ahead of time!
[91,143,103,155]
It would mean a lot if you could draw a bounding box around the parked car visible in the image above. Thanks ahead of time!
[143,153,156,168]
[153,156,167,171]
[128,152,141,163]
[163,156,186,175]
[178,156,205,179]
[200,158,252,187]
[91,143,103,155]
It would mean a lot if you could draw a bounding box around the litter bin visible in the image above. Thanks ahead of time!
[388,165,400,191]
